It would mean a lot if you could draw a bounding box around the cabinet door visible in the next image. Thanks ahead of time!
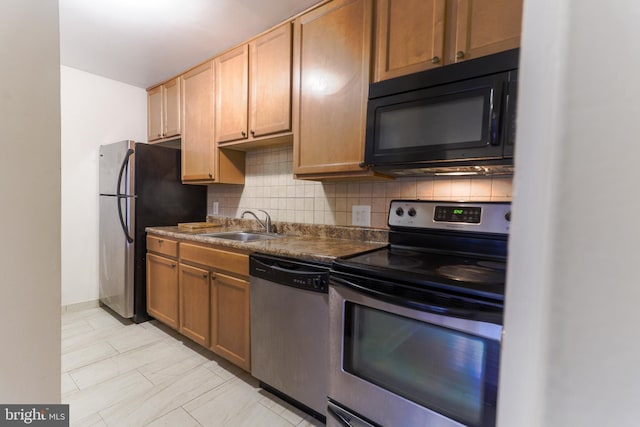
[182,61,216,182]
[293,0,373,177]
[250,23,293,138]
[211,273,250,371]
[215,45,249,144]
[449,0,522,63]
[375,0,445,81]
[163,77,181,138]
[147,86,163,141]
[179,263,210,347]
[146,253,179,329]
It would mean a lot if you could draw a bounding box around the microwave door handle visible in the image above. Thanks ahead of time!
[490,83,509,146]
[489,87,499,145]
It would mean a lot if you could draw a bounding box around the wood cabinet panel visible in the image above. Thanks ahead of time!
[250,23,293,138]
[179,263,210,347]
[374,0,522,81]
[449,0,522,63]
[182,61,245,184]
[215,23,293,148]
[293,0,374,179]
[182,61,215,182]
[375,0,445,81]
[146,253,179,329]
[146,235,178,258]
[148,77,181,142]
[147,85,163,141]
[215,45,249,143]
[211,272,250,371]
[163,77,181,138]
[179,242,249,277]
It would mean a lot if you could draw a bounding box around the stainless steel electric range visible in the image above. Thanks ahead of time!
[328,200,511,427]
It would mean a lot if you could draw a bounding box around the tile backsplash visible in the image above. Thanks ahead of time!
[207,145,512,229]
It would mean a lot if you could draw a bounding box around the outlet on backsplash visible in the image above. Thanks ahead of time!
[352,205,371,227]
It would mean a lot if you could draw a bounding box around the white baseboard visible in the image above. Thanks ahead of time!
[61,299,101,313]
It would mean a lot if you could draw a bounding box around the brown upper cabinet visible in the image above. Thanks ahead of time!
[374,0,523,81]
[293,0,383,180]
[181,61,245,185]
[215,23,293,148]
[147,77,181,141]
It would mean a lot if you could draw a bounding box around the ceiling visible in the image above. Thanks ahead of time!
[59,0,321,89]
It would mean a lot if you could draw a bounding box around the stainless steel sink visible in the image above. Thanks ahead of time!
[198,231,283,242]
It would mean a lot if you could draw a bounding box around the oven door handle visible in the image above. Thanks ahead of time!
[327,401,376,427]
[331,275,497,322]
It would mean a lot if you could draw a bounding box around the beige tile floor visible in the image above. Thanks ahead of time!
[62,306,324,427]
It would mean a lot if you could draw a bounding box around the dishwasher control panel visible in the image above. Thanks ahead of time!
[250,254,329,293]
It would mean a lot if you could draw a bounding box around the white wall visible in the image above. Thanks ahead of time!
[0,0,61,402]
[61,66,146,306]
[499,0,640,425]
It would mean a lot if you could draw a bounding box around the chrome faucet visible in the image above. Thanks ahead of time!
[241,209,272,233]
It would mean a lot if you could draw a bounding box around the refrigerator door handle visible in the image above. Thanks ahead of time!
[117,148,135,243]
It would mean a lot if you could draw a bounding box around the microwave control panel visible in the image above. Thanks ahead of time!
[388,200,510,235]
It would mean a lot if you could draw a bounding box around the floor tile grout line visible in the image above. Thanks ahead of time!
[99,364,229,426]
[61,346,119,375]
[62,307,320,427]
[92,372,157,425]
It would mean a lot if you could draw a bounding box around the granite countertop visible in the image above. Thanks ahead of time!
[146,219,388,263]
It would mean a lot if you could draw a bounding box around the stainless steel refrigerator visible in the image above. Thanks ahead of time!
[99,140,206,322]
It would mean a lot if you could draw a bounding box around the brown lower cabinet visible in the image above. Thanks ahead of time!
[146,237,251,371]
[211,272,250,371]
[179,263,211,347]
[146,253,179,329]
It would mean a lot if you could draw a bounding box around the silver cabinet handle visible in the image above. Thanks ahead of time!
[431,56,440,64]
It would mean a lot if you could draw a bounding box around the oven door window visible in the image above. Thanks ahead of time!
[343,302,499,427]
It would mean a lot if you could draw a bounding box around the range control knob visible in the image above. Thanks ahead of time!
[408,208,417,217]
[505,211,512,222]
[395,207,404,216]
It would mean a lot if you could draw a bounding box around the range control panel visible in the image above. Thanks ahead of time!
[388,200,511,235]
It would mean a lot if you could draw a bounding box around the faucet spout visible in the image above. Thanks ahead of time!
[241,209,272,233]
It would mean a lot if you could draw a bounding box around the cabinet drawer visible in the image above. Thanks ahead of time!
[147,235,178,258]
[180,243,249,277]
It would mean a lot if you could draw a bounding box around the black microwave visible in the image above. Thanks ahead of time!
[364,49,519,176]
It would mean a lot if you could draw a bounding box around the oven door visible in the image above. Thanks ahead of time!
[328,276,502,427]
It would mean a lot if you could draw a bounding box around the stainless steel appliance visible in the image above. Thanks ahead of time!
[250,253,329,421]
[99,140,206,322]
[328,200,510,427]
[364,49,518,177]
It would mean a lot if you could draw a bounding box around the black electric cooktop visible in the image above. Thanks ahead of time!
[333,246,506,300]
[332,200,511,301]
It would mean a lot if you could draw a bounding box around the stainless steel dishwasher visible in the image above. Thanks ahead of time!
[250,253,329,421]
